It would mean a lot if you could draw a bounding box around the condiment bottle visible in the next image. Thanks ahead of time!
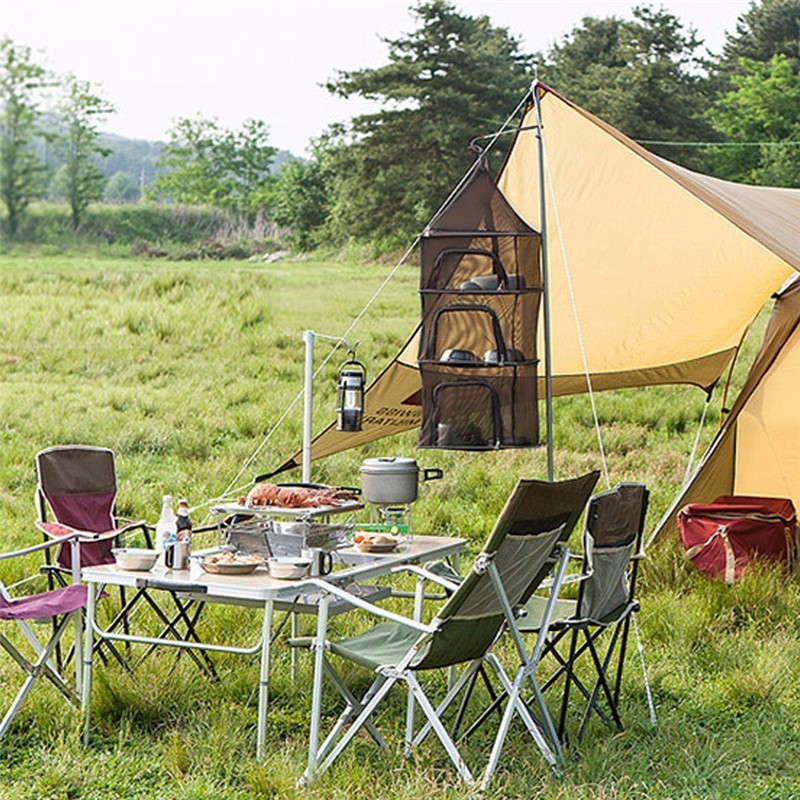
[176,498,192,542]
[155,495,176,561]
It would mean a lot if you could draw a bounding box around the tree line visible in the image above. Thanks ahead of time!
[1,0,798,249]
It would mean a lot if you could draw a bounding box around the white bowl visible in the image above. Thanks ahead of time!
[112,548,158,571]
[267,556,310,580]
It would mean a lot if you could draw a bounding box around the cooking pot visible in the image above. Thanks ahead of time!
[441,348,478,363]
[359,457,443,505]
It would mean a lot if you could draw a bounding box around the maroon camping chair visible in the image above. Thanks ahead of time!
[35,446,215,677]
[0,535,89,741]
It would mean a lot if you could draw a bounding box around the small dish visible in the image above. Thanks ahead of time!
[200,552,263,575]
[267,557,311,580]
[200,559,260,575]
[112,548,158,571]
[355,535,402,553]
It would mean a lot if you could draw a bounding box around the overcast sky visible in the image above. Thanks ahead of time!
[2,0,751,155]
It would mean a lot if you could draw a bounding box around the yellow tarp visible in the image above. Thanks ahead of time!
[277,85,800,473]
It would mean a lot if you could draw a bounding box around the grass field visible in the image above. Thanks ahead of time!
[0,248,798,799]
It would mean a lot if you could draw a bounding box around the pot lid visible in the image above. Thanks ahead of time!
[360,457,419,473]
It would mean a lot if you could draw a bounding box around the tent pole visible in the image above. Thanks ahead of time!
[302,330,315,483]
[532,82,554,481]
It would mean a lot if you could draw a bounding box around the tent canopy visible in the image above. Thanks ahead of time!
[650,275,800,543]
[276,83,800,473]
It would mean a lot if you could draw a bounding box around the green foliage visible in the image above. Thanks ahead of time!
[707,54,800,186]
[51,74,115,230]
[3,202,232,247]
[271,154,330,250]
[0,37,50,236]
[718,0,800,71]
[148,116,277,219]
[539,5,715,169]
[102,170,141,203]
[320,0,532,244]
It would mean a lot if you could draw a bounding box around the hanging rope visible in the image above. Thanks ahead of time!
[193,239,418,515]
[632,614,658,727]
[683,395,711,485]
[540,134,611,489]
[196,92,534,513]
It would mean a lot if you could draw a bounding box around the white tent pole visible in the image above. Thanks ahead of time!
[302,330,315,484]
[532,81,555,481]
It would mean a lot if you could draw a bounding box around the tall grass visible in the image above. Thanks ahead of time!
[1,202,282,253]
[0,251,796,799]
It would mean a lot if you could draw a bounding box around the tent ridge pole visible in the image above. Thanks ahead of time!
[532,81,555,481]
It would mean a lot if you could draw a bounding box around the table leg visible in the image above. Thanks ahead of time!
[307,591,330,778]
[256,598,274,761]
[82,582,95,746]
[290,611,299,682]
[73,601,83,698]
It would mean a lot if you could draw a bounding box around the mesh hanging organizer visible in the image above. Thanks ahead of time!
[418,163,542,450]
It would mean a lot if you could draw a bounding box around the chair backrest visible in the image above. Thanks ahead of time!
[577,482,649,623]
[413,471,599,670]
[36,446,118,569]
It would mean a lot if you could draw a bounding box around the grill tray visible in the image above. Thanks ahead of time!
[223,518,351,558]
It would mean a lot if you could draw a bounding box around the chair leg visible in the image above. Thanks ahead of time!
[411,658,484,749]
[321,660,386,750]
[133,592,211,676]
[451,662,502,741]
[0,613,78,741]
[406,672,475,787]
[558,626,580,741]
[614,613,633,707]
[136,595,217,679]
[577,627,623,743]
[481,655,559,789]
[304,671,398,783]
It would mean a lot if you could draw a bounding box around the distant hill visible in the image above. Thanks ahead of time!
[97,132,166,188]
[96,132,296,186]
[35,121,296,202]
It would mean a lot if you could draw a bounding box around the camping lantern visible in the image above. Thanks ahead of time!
[336,356,366,432]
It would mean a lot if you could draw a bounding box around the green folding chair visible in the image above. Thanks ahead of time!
[293,471,598,789]
[464,482,653,745]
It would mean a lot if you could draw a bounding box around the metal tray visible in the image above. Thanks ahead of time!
[211,500,362,519]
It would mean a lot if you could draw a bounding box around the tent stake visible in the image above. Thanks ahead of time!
[533,82,555,481]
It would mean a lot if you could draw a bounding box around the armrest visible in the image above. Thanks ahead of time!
[36,521,136,544]
[114,519,148,533]
[306,578,435,635]
[390,563,461,593]
[538,566,593,590]
[0,533,82,561]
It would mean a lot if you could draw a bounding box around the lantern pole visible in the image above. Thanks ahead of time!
[301,330,364,484]
[532,81,554,481]
[302,330,315,484]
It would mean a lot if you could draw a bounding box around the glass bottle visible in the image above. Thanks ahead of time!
[155,495,176,557]
[176,498,192,542]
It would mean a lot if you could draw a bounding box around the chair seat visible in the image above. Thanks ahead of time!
[292,622,421,671]
[518,594,577,632]
[0,584,88,621]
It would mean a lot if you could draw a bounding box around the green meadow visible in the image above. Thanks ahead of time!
[0,249,797,799]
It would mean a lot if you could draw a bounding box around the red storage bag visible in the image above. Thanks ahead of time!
[678,495,798,583]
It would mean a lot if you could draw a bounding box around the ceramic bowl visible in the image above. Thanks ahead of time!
[112,548,158,571]
[267,556,311,580]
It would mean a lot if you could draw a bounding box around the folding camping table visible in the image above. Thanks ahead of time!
[80,535,465,760]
